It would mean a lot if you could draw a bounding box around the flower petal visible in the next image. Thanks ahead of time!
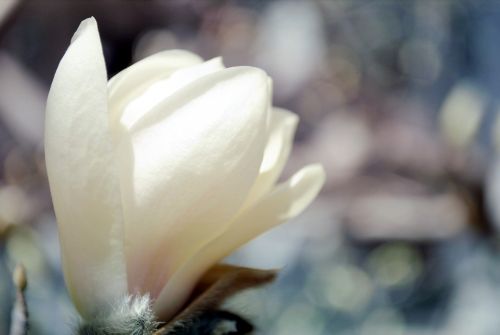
[108,50,203,128]
[45,18,126,318]
[118,57,224,130]
[108,49,202,96]
[119,67,270,299]
[243,108,298,207]
[153,164,325,320]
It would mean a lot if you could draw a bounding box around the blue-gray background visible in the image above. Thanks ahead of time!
[1,1,500,334]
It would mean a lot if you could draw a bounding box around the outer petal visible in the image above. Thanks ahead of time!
[120,67,270,298]
[108,50,203,128]
[45,18,126,318]
[154,164,325,320]
[242,108,298,207]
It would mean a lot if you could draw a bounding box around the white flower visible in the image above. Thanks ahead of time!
[45,17,325,322]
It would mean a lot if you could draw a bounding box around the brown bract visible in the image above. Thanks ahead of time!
[155,264,277,335]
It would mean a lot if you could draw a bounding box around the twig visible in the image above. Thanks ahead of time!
[9,264,28,335]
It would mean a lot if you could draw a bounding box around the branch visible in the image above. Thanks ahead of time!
[9,264,28,335]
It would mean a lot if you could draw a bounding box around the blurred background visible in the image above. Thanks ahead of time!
[1,0,500,334]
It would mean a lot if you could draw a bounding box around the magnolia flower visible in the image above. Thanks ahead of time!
[45,18,325,332]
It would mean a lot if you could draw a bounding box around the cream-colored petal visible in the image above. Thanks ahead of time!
[120,66,270,299]
[45,18,126,318]
[154,164,325,320]
[108,49,202,94]
[119,57,224,129]
[108,50,203,128]
[243,108,298,207]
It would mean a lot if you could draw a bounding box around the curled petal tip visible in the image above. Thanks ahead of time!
[302,164,326,184]
[285,163,325,218]
[231,66,268,86]
[290,164,326,191]
[71,17,98,43]
[276,109,299,136]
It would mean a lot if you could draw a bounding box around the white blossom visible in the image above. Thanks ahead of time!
[45,17,325,322]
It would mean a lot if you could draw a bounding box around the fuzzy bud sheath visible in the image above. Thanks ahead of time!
[76,295,253,335]
[77,296,158,335]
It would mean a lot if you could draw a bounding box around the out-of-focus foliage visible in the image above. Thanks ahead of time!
[1,0,500,334]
